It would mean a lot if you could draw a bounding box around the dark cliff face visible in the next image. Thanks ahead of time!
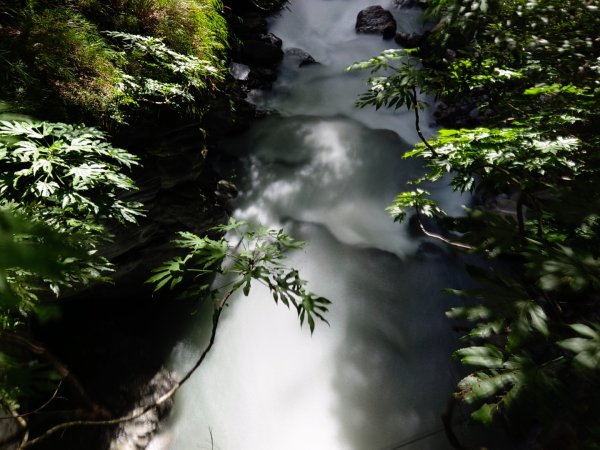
[29,120,228,449]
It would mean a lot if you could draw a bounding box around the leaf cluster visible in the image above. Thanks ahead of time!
[0,120,143,304]
[148,219,331,333]
[106,31,224,117]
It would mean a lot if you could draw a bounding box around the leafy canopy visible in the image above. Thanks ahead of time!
[352,0,600,444]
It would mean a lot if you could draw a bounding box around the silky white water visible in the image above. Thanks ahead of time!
[149,2,470,449]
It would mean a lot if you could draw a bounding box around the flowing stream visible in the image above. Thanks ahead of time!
[150,1,472,449]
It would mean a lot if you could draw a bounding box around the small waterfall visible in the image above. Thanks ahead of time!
[150,1,470,449]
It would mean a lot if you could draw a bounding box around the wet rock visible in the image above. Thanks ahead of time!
[260,32,283,48]
[285,47,319,67]
[394,31,429,48]
[355,5,397,40]
[215,179,239,204]
[392,0,428,8]
[245,66,278,90]
[241,38,284,66]
[110,369,175,450]
[229,62,251,81]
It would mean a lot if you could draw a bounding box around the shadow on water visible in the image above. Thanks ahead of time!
[286,221,470,450]
[332,253,464,450]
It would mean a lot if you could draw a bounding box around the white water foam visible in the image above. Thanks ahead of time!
[149,1,468,449]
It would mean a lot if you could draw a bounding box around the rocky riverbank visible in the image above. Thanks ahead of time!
[22,3,293,449]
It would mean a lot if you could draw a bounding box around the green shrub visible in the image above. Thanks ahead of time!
[27,8,122,117]
[0,120,143,299]
[0,0,228,124]
[78,0,228,62]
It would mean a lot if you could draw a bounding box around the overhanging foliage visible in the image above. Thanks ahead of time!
[353,0,600,446]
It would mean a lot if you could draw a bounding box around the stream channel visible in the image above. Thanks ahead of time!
[150,1,473,449]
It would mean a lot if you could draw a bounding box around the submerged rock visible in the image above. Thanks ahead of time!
[355,5,397,40]
[285,47,319,67]
[241,38,284,66]
[395,31,429,48]
[392,0,428,8]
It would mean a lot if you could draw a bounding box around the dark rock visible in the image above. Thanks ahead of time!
[394,31,429,48]
[241,40,284,65]
[417,241,447,259]
[246,66,278,90]
[203,95,258,135]
[392,0,428,8]
[251,66,278,81]
[433,85,494,128]
[260,32,282,48]
[285,47,319,67]
[231,12,268,37]
[215,179,239,204]
[240,36,284,66]
[355,5,397,40]
[434,100,471,128]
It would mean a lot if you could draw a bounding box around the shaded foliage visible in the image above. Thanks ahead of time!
[352,0,600,447]
[149,218,330,333]
[0,120,143,412]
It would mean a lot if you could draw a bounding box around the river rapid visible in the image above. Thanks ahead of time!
[149,1,471,449]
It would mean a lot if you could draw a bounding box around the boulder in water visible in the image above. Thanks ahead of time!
[215,179,239,204]
[392,0,428,9]
[355,5,397,40]
[240,33,284,66]
[394,31,429,48]
[285,47,319,67]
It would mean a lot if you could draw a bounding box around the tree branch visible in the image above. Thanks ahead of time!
[416,212,473,250]
[20,289,235,449]
[412,86,437,156]
[0,380,63,421]
[0,396,29,449]
[0,331,109,419]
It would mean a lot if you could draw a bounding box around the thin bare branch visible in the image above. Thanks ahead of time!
[0,380,63,421]
[412,86,437,156]
[0,396,29,449]
[417,214,473,250]
[0,331,109,419]
[20,289,234,449]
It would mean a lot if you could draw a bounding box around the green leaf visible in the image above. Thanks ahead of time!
[570,323,598,339]
[455,345,504,368]
[457,370,517,404]
[471,403,497,425]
